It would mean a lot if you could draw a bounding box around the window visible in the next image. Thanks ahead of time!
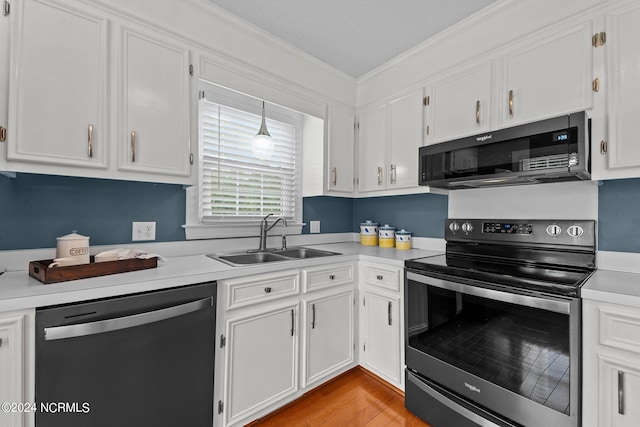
[184,82,305,239]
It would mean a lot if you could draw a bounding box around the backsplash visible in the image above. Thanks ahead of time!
[3,173,640,252]
[0,173,185,250]
[598,179,640,253]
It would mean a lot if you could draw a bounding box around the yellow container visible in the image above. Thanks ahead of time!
[379,225,395,248]
[361,235,379,246]
[360,221,379,246]
[395,230,412,250]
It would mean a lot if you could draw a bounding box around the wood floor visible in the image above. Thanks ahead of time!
[249,368,430,426]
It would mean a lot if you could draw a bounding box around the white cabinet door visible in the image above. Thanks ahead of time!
[593,3,640,179]
[327,105,355,193]
[225,304,298,426]
[0,310,34,427]
[357,104,387,192]
[498,21,592,128]
[596,357,640,427]
[427,62,492,144]
[388,89,423,189]
[117,25,192,178]
[362,290,401,386]
[583,299,640,427]
[8,0,108,168]
[303,290,354,388]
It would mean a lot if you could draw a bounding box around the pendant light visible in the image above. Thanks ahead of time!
[252,100,275,160]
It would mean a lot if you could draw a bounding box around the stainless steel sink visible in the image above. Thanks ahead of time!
[207,247,341,266]
[274,247,339,259]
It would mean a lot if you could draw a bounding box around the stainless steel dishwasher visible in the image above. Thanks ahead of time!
[35,282,216,427]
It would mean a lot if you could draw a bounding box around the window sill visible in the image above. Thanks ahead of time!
[183,223,303,240]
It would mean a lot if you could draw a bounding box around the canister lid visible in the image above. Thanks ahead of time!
[396,229,411,235]
[380,224,395,230]
[57,231,90,241]
[360,220,378,226]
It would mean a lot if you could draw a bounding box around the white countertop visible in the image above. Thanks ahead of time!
[582,269,640,308]
[0,242,440,312]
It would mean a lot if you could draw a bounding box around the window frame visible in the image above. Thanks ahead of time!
[184,82,304,240]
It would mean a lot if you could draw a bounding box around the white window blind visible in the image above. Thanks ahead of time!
[199,98,298,223]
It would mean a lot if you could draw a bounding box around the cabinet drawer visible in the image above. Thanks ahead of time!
[599,304,640,354]
[363,264,401,292]
[303,263,354,292]
[225,271,300,310]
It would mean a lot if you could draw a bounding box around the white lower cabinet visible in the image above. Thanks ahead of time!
[359,262,404,390]
[583,299,640,427]
[0,309,35,427]
[224,303,299,426]
[303,290,354,388]
[216,264,356,427]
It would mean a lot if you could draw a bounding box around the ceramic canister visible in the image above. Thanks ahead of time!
[56,231,90,264]
[360,220,379,246]
[395,229,412,250]
[379,224,395,248]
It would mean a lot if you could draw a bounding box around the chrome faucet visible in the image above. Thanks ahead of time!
[258,214,287,251]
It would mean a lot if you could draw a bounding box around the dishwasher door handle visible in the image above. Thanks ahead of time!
[44,297,213,341]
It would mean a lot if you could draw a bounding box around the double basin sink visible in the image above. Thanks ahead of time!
[208,247,341,267]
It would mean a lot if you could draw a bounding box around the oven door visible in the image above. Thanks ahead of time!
[405,271,580,427]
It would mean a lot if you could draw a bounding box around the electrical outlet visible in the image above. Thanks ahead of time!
[132,222,156,241]
[310,221,320,234]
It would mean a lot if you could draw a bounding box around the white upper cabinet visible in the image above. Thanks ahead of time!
[357,88,424,193]
[8,0,108,168]
[357,103,387,192]
[388,89,423,189]
[3,0,195,184]
[426,61,493,145]
[591,2,640,180]
[116,25,192,178]
[497,21,593,128]
[326,104,355,193]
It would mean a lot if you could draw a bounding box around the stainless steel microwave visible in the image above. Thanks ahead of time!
[419,112,590,189]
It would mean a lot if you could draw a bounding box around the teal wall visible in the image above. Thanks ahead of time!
[0,173,185,250]
[3,173,640,252]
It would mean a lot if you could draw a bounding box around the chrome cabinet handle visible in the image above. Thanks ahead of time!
[329,275,335,280]
[290,309,295,337]
[0,337,2,348]
[618,371,625,415]
[390,164,397,184]
[44,297,213,341]
[377,274,383,280]
[264,287,272,293]
[508,90,514,117]
[476,100,480,124]
[311,304,316,329]
[131,130,136,162]
[88,124,94,158]
[332,167,337,186]
[388,301,392,326]
[0,126,6,142]
[377,166,383,186]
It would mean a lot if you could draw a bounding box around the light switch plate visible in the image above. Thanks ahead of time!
[310,221,320,233]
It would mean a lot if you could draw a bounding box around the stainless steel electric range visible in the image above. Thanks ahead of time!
[405,219,596,427]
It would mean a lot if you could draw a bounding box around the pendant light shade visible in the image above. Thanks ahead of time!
[253,100,275,160]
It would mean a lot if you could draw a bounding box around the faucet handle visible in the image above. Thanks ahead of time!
[263,213,274,221]
[281,234,287,250]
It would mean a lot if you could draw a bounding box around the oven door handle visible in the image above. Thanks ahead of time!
[407,271,571,314]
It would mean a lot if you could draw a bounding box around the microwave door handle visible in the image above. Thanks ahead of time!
[406,271,570,314]
[44,297,213,341]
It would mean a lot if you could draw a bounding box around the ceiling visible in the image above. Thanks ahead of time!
[206,0,499,78]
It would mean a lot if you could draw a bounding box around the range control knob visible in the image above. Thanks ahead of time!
[461,222,474,233]
[449,222,460,232]
[546,224,562,236]
[567,225,584,237]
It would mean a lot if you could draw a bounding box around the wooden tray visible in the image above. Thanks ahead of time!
[29,256,158,284]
